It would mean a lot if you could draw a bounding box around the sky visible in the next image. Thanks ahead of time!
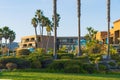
[0,0,120,42]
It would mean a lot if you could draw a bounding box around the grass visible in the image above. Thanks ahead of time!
[0,72,120,80]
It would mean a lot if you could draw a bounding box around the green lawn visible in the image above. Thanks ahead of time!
[0,72,120,80]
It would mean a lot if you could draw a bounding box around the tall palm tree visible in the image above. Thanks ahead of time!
[31,17,39,48]
[9,30,16,44]
[52,13,60,27]
[107,0,110,60]
[36,9,43,35]
[77,0,81,56]
[53,0,57,59]
[0,28,3,49]
[2,26,10,47]
[46,19,53,52]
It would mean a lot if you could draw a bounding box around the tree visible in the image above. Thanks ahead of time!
[52,13,60,28]
[35,9,43,35]
[77,0,81,56]
[0,28,3,49]
[85,27,98,41]
[31,17,39,48]
[9,30,16,44]
[2,26,10,46]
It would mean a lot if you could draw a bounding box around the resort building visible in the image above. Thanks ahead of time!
[57,37,85,51]
[96,19,120,44]
[19,35,86,51]
[19,35,54,50]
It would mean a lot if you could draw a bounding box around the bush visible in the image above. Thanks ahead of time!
[99,64,106,71]
[64,64,81,73]
[34,48,46,55]
[0,57,30,69]
[27,52,53,68]
[57,53,74,59]
[40,56,53,68]
[108,62,116,66]
[16,49,30,56]
[0,63,4,69]
[61,56,71,59]
[48,59,87,73]
[82,63,96,73]
[48,60,67,71]
[31,59,41,69]
[74,55,90,63]
[117,62,120,68]
[6,62,17,70]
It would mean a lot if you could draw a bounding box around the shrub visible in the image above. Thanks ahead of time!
[108,62,116,66]
[82,63,96,73]
[57,53,74,59]
[16,49,30,56]
[48,59,85,73]
[0,63,4,69]
[31,59,41,69]
[74,55,90,63]
[6,62,17,70]
[0,57,30,69]
[64,64,81,73]
[40,56,53,68]
[34,48,46,55]
[61,56,71,59]
[48,60,67,70]
[99,64,106,71]
[117,62,120,68]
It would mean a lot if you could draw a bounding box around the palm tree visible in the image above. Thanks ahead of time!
[77,0,81,56]
[36,9,43,35]
[52,13,60,27]
[0,28,3,49]
[107,0,110,60]
[46,19,53,52]
[9,30,16,44]
[53,0,57,59]
[2,26,10,47]
[31,17,39,48]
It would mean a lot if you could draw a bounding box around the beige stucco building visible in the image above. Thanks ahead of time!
[96,19,120,44]
[19,35,54,49]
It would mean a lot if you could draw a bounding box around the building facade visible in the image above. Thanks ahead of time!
[19,35,54,50]
[57,37,85,51]
[19,35,86,52]
[96,19,120,44]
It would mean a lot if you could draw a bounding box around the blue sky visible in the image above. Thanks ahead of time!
[0,0,120,42]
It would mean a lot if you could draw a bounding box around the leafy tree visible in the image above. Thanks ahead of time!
[85,27,98,41]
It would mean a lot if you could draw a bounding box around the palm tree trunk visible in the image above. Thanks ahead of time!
[41,26,43,48]
[46,35,50,52]
[35,27,38,48]
[5,39,7,47]
[107,0,110,60]
[53,0,57,59]
[77,0,81,56]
